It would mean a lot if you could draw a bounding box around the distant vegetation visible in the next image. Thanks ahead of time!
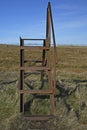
[0,44,87,73]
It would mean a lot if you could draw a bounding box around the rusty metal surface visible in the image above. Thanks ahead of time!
[22,38,45,40]
[20,90,53,94]
[20,37,24,113]
[19,2,57,120]
[48,2,57,95]
[20,46,50,50]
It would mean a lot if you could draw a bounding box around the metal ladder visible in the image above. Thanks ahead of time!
[19,2,57,120]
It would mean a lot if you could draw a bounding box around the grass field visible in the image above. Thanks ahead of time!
[0,44,87,73]
[0,44,87,130]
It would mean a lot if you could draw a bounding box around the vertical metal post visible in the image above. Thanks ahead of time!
[48,2,56,95]
[46,5,50,45]
[46,3,55,115]
[41,40,46,80]
[20,37,24,112]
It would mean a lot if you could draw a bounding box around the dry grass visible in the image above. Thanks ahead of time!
[0,44,20,72]
[57,46,87,73]
[0,44,87,130]
[0,44,87,73]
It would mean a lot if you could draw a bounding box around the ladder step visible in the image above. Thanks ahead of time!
[20,90,53,94]
[20,67,51,71]
[24,115,54,120]
[20,46,49,51]
[22,38,45,41]
[24,60,42,63]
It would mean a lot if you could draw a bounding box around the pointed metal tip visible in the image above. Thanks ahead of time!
[48,2,51,7]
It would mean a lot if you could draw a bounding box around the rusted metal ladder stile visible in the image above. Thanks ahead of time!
[20,2,57,120]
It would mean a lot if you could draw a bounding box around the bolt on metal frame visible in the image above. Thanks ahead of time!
[19,2,57,120]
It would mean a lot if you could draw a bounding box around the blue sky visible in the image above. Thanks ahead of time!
[0,0,87,45]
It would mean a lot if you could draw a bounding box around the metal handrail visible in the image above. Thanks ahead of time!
[46,2,57,94]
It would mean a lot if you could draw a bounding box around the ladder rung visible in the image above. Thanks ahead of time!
[24,115,54,120]
[24,60,42,63]
[21,38,45,41]
[20,46,49,51]
[20,67,51,71]
[20,90,53,94]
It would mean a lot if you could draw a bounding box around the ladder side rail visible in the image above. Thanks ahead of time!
[46,6,55,115]
[41,40,46,84]
[48,2,57,95]
[46,6,50,46]
[20,37,24,112]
